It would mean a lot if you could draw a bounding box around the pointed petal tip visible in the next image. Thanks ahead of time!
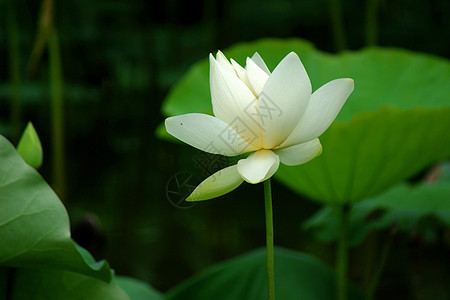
[216,49,225,57]
[287,51,299,59]
[209,53,216,65]
[185,195,196,202]
[216,50,230,63]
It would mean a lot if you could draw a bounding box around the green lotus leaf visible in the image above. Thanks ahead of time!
[277,107,450,203]
[115,276,164,300]
[161,38,449,121]
[0,267,130,300]
[0,135,112,281]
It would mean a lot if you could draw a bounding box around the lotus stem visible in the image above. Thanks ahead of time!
[366,227,395,300]
[6,0,22,142]
[264,179,275,300]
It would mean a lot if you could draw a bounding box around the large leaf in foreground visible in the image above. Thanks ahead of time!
[166,247,363,300]
[0,267,130,300]
[0,135,111,281]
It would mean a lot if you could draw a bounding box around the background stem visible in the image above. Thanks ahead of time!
[365,0,379,46]
[329,0,347,51]
[264,179,275,300]
[366,228,395,300]
[336,204,350,300]
[6,0,22,143]
[48,28,66,201]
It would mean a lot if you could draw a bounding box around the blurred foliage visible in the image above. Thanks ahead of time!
[304,163,450,246]
[0,0,449,298]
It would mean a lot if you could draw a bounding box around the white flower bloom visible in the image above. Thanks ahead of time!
[165,51,354,201]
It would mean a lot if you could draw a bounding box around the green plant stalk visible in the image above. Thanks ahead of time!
[336,204,350,300]
[329,0,347,51]
[264,179,275,300]
[366,229,394,300]
[6,0,22,142]
[48,28,66,201]
[365,0,379,46]
[26,0,54,77]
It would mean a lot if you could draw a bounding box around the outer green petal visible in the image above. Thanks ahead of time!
[186,165,244,201]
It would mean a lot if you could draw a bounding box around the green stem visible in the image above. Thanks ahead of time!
[264,179,275,300]
[336,204,350,300]
[365,0,379,46]
[366,229,395,300]
[6,0,22,142]
[329,0,347,51]
[48,28,66,201]
[26,0,54,77]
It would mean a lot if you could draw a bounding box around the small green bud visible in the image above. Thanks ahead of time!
[17,122,43,169]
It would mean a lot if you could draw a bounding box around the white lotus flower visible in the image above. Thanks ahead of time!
[165,51,354,201]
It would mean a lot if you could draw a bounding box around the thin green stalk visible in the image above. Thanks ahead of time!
[365,0,379,46]
[26,0,54,77]
[366,229,395,300]
[48,28,66,201]
[6,0,22,142]
[336,204,350,300]
[329,0,347,51]
[264,179,275,300]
